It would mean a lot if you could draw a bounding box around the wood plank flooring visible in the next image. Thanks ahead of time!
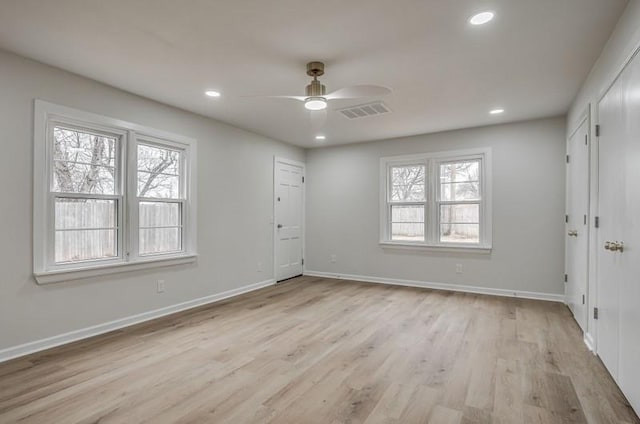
[0,276,638,423]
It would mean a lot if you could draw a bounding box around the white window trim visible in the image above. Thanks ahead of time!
[379,148,492,252]
[33,100,198,284]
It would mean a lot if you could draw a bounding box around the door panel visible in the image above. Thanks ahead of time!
[275,160,304,281]
[565,118,590,331]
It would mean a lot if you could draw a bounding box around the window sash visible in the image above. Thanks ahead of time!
[133,198,186,258]
[130,137,187,260]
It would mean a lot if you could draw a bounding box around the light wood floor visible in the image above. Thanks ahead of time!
[0,277,638,424]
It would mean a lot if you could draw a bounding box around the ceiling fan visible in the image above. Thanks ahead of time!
[252,61,392,111]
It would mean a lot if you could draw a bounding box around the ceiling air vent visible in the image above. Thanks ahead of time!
[338,101,391,119]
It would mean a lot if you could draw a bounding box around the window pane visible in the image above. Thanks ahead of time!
[391,205,424,223]
[440,161,479,183]
[440,224,479,244]
[55,229,117,263]
[52,127,116,195]
[391,223,425,242]
[55,198,116,229]
[137,172,180,198]
[139,202,181,227]
[139,228,181,255]
[137,144,181,198]
[391,205,424,241]
[440,204,479,224]
[440,182,480,201]
[53,127,116,167]
[391,165,425,202]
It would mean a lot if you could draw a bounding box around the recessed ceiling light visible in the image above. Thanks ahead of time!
[490,108,505,115]
[315,135,326,141]
[469,11,495,25]
[205,90,221,97]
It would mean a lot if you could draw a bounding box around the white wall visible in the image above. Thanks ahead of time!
[305,117,566,297]
[0,49,304,353]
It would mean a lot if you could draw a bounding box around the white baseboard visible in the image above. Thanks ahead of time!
[304,270,564,303]
[0,278,275,364]
[584,332,596,353]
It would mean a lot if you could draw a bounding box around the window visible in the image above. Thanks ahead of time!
[380,149,491,250]
[34,101,197,283]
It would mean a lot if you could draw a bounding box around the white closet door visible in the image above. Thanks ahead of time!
[597,67,624,380]
[597,49,640,414]
[616,52,640,414]
[565,118,590,331]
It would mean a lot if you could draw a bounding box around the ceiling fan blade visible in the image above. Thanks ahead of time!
[325,85,391,100]
[240,95,307,101]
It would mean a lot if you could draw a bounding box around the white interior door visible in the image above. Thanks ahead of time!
[597,65,624,382]
[565,118,590,331]
[615,51,640,414]
[597,49,640,414]
[275,158,304,282]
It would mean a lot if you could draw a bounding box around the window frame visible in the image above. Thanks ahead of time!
[34,100,197,284]
[379,148,492,252]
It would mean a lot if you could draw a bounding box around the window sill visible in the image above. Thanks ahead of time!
[379,241,492,254]
[34,254,198,285]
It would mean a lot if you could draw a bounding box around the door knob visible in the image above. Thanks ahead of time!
[277,224,283,229]
[611,241,624,253]
[568,230,578,237]
[605,241,624,252]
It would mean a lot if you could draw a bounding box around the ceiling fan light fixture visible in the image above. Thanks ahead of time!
[305,97,327,111]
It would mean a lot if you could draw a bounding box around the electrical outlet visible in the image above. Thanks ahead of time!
[330,254,337,263]
[455,264,463,274]
[157,279,165,293]
[257,261,263,272]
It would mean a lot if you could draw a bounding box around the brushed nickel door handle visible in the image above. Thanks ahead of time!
[612,241,624,253]
[568,230,578,237]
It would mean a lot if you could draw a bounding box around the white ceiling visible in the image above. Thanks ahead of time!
[0,0,628,147]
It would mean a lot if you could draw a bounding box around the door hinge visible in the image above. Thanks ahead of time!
[565,214,569,223]
[566,154,570,163]
[584,215,587,225]
[595,125,600,137]
[595,216,600,228]
[302,176,305,183]
[585,134,588,145]
[301,258,304,265]
[594,307,599,320]
[582,294,585,305]
[564,274,568,283]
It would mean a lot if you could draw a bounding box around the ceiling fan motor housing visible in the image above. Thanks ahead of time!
[306,79,326,97]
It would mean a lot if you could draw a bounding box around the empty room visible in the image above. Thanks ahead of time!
[1,1,640,423]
